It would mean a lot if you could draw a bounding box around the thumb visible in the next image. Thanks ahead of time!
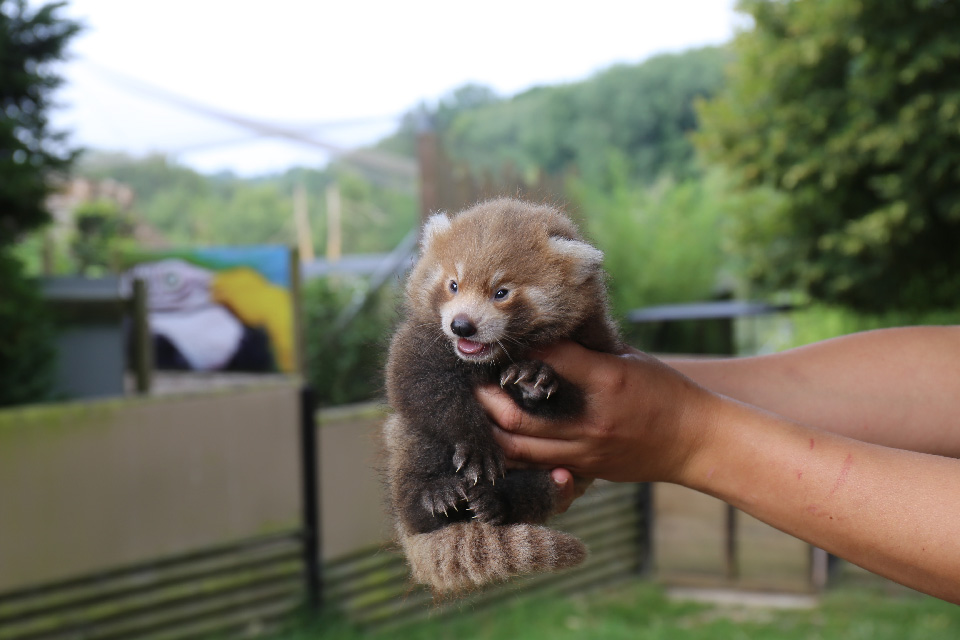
[551,468,577,514]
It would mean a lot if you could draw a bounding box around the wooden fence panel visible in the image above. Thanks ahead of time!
[321,480,649,631]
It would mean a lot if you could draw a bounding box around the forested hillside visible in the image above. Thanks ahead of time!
[75,153,418,255]
[68,46,729,281]
[379,47,727,183]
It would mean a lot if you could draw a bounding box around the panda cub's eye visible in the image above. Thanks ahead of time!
[494,288,509,300]
[449,280,458,293]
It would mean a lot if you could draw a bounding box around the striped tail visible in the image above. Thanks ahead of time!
[401,521,588,594]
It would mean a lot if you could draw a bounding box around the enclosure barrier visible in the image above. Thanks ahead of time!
[0,387,653,638]
[0,533,306,640]
[0,381,311,640]
[320,481,650,631]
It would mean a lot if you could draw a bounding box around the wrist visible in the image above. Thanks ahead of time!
[671,391,747,490]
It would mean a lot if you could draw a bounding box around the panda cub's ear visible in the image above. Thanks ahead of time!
[548,236,604,285]
[420,212,451,252]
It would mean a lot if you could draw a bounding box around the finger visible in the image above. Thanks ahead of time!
[491,424,583,467]
[503,458,549,471]
[475,385,563,437]
[529,340,616,387]
[550,468,576,514]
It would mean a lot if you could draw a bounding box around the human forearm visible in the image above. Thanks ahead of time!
[663,327,960,457]
[686,394,960,603]
[482,339,960,603]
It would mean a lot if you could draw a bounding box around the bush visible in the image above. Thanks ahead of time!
[571,156,736,314]
[0,251,56,407]
[301,276,399,407]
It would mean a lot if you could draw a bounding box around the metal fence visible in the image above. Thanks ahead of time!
[321,481,651,632]
[0,532,308,640]
[0,382,314,640]
[0,385,653,639]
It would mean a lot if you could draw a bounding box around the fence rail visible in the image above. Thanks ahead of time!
[322,480,650,631]
[0,387,657,639]
[0,532,307,640]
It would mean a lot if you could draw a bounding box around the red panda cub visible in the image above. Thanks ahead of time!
[384,198,623,594]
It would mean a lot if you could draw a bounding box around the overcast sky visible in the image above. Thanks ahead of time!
[48,0,741,176]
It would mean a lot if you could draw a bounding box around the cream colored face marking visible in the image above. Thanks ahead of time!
[524,285,553,318]
[423,264,444,291]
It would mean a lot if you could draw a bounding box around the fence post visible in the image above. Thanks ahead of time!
[130,278,153,394]
[299,386,322,612]
[636,482,654,576]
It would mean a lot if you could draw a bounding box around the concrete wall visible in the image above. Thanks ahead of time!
[316,403,392,559]
[0,382,301,593]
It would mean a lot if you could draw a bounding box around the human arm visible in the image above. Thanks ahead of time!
[662,326,960,457]
[477,336,960,603]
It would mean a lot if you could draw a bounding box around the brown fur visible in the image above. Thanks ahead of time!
[384,198,622,594]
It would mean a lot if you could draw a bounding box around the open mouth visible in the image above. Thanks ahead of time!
[456,338,491,359]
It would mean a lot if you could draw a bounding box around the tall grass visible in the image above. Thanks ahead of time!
[570,158,734,317]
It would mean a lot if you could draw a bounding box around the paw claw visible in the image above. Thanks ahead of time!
[500,360,559,405]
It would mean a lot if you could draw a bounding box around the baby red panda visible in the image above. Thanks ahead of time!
[384,198,623,594]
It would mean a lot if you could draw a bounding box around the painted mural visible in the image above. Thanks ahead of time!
[122,246,295,373]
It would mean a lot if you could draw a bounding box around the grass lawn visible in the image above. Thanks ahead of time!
[271,580,960,639]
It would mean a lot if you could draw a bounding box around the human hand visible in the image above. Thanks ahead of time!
[477,341,718,485]
[548,468,592,514]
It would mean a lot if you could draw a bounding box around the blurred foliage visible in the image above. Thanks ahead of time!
[70,199,135,276]
[377,83,501,158]
[74,154,418,255]
[447,48,727,184]
[0,0,80,246]
[571,155,789,351]
[571,154,731,314]
[0,252,55,407]
[379,48,727,184]
[782,303,960,351]
[301,276,399,406]
[0,0,79,407]
[697,0,960,311]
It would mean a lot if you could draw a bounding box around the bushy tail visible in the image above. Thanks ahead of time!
[401,521,587,594]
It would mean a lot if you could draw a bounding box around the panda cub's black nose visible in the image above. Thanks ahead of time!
[451,315,477,337]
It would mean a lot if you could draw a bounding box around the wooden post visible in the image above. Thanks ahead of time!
[293,183,314,264]
[637,482,654,576]
[725,504,738,581]
[325,183,342,263]
[131,278,152,394]
[289,246,304,375]
[299,385,322,612]
[811,547,830,590]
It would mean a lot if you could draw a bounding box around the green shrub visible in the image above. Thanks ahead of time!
[572,156,729,315]
[784,304,960,350]
[0,251,56,407]
[301,276,399,407]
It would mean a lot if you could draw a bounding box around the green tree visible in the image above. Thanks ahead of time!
[445,47,728,183]
[0,0,80,244]
[376,83,502,158]
[0,0,80,407]
[571,153,738,316]
[697,0,960,311]
[0,251,56,405]
[70,199,135,275]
